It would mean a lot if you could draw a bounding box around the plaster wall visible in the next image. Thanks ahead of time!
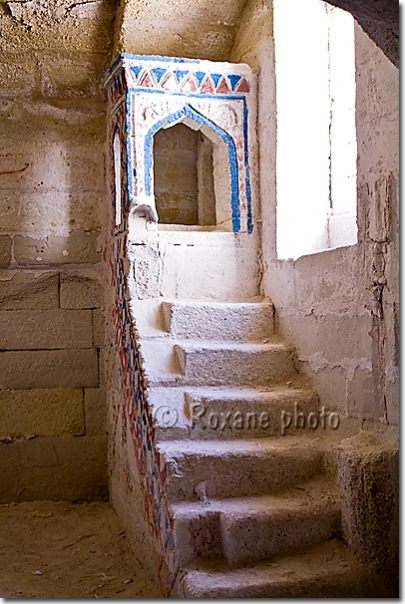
[231,0,398,432]
[0,0,113,500]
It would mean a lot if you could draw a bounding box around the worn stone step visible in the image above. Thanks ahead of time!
[141,339,296,388]
[161,300,275,341]
[172,538,395,598]
[171,476,341,568]
[175,341,295,387]
[158,436,324,500]
[149,383,320,440]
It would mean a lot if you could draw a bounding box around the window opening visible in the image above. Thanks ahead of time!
[274,0,357,259]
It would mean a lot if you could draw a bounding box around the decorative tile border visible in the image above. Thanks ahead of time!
[104,54,256,234]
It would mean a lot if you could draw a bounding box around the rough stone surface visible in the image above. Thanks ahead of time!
[0,349,99,389]
[0,272,59,310]
[337,431,399,565]
[84,388,107,436]
[13,231,102,265]
[173,538,397,598]
[0,235,12,267]
[114,0,247,60]
[92,309,106,348]
[0,310,93,350]
[60,274,104,309]
[162,301,275,342]
[159,437,323,500]
[260,23,398,429]
[0,388,85,438]
[0,435,108,503]
[172,476,340,567]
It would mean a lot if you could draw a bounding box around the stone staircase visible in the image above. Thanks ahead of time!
[134,299,380,597]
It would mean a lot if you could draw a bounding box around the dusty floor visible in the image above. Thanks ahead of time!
[0,501,163,598]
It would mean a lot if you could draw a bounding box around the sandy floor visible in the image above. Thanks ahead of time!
[0,500,163,598]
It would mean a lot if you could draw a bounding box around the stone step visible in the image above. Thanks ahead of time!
[158,436,324,500]
[149,383,320,440]
[161,300,275,342]
[175,341,295,387]
[172,538,393,598]
[171,476,341,568]
[141,339,295,388]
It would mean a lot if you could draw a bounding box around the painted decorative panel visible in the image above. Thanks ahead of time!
[104,54,256,234]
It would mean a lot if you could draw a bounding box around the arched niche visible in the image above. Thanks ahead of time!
[144,104,239,233]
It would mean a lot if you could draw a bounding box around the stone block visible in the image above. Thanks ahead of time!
[98,349,107,388]
[0,271,59,310]
[60,274,103,309]
[293,245,364,312]
[127,242,161,300]
[347,367,382,421]
[315,312,374,365]
[0,138,105,202]
[0,310,93,350]
[0,52,37,95]
[0,388,84,438]
[40,52,106,98]
[118,19,235,62]
[0,435,108,502]
[14,231,102,265]
[0,349,99,389]
[92,309,106,347]
[0,235,12,268]
[304,364,347,416]
[0,98,107,145]
[2,10,115,54]
[162,301,275,342]
[337,431,399,565]
[385,374,399,427]
[0,190,102,235]
[84,388,106,436]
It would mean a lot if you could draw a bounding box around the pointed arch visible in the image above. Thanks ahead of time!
[144,103,240,233]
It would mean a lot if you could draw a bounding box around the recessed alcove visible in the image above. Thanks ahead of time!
[153,121,233,231]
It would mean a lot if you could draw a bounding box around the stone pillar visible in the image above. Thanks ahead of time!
[337,430,399,566]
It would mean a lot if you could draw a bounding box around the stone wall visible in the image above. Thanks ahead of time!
[231,0,399,434]
[0,269,107,501]
[0,0,114,500]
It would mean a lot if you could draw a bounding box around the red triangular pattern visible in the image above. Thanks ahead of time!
[182,73,198,93]
[201,75,215,94]
[139,72,154,88]
[217,77,230,93]
[161,72,178,91]
[236,77,250,93]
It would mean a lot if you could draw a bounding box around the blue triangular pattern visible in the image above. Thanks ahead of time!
[194,71,206,86]
[152,67,167,83]
[130,65,143,81]
[228,74,242,91]
[211,73,223,87]
[174,70,189,83]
